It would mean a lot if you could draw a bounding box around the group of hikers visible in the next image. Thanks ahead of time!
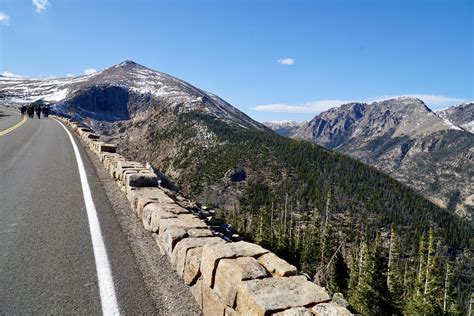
[20,103,50,119]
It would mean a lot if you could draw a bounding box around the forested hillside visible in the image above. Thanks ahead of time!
[124,109,472,315]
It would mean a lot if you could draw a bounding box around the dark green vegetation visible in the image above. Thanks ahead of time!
[145,111,472,314]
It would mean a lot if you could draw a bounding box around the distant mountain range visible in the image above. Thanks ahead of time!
[262,120,303,137]
[264,98,473,220]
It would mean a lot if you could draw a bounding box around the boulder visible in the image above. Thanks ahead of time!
[190,277,203,308]
[142,204,177,233]
[158,215,207,236]
[188,228,214,238]
[171,237,226,277]
[184,247,205,285]
[159,227,188,256]
[311,302,352,316]
[202,284,226,316]
[126,172,158,188]
[273,307,314,316]
[332,293,349,308]
[214,257,269,307]
[257,252,297,277]
[200,241,269,288]
[225,307,237,316]
[236,276,331,315]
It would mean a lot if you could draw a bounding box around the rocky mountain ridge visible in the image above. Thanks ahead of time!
[436,102,474,133]
[288,98,473,219]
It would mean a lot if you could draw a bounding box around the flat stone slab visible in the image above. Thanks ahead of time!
[311,302,352,316]
[158,215,207,236]
[236,276,331,315]
[200,241,269,288]
[171,237,226,278]
[257,252,297,277]
[214,257,269,307]
[188,228,214,238]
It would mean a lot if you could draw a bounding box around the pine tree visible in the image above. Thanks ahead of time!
[350,235,391,315]
[405,228,443,315]
[387,226,403,314]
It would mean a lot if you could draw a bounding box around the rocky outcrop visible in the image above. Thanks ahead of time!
[54,115,351,315]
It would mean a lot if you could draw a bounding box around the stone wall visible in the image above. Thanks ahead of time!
[54,116,352,316]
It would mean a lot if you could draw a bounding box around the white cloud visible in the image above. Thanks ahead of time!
[0,12,10,25]
[1,71,23,78]
[277,58,294,65]
[83,68,97,75]
[66,73,75,77]
[252,94,467,114]
[32,0,50,13]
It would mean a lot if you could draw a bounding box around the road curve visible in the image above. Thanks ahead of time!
[0,109,156,314]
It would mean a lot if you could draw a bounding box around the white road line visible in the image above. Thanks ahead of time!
[55,119,120,315]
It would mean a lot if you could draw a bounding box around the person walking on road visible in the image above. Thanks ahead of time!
[20,105,26,118]
[42,106,49,118]
[27,105,34,118]
[35,106,41,119]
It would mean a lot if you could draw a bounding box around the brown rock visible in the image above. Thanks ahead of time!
[190,277,203,308]
[158,215,207,236]
[236,276,331,315]
[202,284,226,316]
[200,241,269,288]
[184,247,204,285]
[224,307,237,316]
[159,227,188,256]
[188,228,214,238]
[311,302,352,316]
[257,252,297,277]
[273,307,314,316]
[214,257,269,307]
[142,203,177,233]
[127,187,162,214]
[172,237,226,278]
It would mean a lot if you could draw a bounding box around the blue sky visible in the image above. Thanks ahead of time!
[0,0,472,122]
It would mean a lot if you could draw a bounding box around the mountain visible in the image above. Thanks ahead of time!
[1,62,471,313]
[436,102,474,133]
[0,60,265,130]
[291,97,474,220]
[263,120,303,137]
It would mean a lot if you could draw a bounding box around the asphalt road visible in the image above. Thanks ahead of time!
[0,109,157,314]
